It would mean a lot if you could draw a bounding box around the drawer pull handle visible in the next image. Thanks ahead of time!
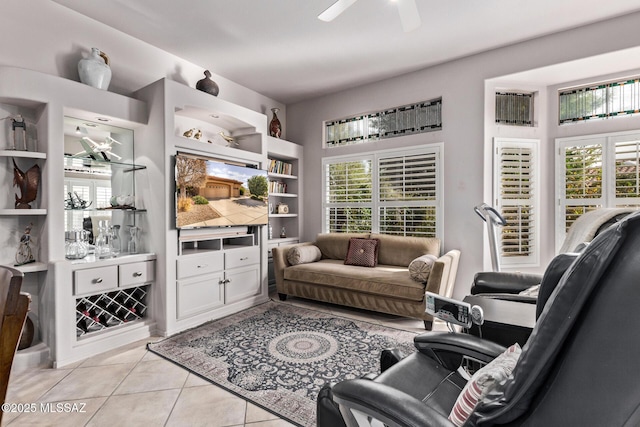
[197,264,208,269]
[239,257,248,261]
[133,272,143,277]
[218,279,225,285]
[225,278,231,284]
[94,278,103,284]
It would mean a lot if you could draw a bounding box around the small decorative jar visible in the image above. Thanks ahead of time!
[78,48,112,90]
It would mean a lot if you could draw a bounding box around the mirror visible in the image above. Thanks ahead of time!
[63,117,137,242]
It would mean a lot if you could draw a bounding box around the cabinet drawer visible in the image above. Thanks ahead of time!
[74,266,118,295]
[119,261,155,287]
[225,247,259,269]
[177,252,223,280]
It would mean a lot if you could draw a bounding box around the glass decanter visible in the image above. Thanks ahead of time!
[95,220,111,259]
[109,224,121,257]
[127,225,139,254]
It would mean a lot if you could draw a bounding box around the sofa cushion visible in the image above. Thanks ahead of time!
[370,234,440,266]
[287,245,322,265]
[409,254,438,282]
[283,259,426,301]
[344,238,379,267]
[315,233,370,260]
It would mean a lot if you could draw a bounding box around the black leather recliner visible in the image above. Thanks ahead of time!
[321,210,640,426]
[470,208,632,303]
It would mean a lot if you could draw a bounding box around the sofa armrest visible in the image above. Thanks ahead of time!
[425,249,461,298]
[271,242,315,289]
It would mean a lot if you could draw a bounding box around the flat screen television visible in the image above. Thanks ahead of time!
[175,153,269,229]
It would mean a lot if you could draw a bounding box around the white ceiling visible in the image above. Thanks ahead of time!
[52,0,640,104]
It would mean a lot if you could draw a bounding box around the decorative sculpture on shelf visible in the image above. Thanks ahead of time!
[15,223,35,266]
[13,158,40,209]
[11,115,27,150]
[73,136,122,162]
[218,131,238,147]
[1,114,30,151]
[269,108,282,138]
[65,191,92,210]
[196,70,219,97]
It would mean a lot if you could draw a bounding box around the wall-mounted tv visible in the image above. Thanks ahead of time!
[175,153,269,229]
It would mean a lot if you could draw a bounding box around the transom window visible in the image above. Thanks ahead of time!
[323,146,442,238]
[559,77,640,124]
[495,92,534,127]
[324,98,442,147]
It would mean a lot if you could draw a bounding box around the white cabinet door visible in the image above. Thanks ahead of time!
[176,272,224,319]
[225,265,260,304]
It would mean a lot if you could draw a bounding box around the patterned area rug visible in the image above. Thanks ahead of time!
[148,300,417,427]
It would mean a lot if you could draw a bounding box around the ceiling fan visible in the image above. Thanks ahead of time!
[318,0,421,32]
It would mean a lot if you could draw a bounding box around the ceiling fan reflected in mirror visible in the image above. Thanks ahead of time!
[318,0,421,32]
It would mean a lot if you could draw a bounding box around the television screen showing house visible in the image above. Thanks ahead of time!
[175,154,269,228]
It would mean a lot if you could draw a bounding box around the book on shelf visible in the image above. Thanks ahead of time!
[268,180,287,194]
[268,158,293,176]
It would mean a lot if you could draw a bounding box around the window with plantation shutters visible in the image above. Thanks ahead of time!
[556,131,640,251]
[557,140,604,242]
[494,138,539,267]
[323,146,442,238]
[324,159,373,233]
[378,151,438,237]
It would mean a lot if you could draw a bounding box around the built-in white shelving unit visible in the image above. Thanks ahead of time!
[266,136,304,286]
[135,78,272,336]
[0,66,156,369]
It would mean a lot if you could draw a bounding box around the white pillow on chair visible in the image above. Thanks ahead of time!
[448,343,522,426]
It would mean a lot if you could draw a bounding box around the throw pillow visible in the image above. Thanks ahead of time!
[448,343,522,426]
[408,254,438,282]
[518,284,541,297]
[287,245,322,266]
[344,238,379,267]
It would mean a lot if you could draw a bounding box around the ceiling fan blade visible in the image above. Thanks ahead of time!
[318,0,359,22]
[396,0,421,32]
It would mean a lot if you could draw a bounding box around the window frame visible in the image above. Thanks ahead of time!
[555,129,640,251]
[322,144,443,239]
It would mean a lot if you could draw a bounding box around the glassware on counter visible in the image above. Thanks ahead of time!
[65,230,89,260]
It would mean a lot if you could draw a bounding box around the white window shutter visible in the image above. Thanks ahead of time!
[322,146,442,238]
[494,138,539,267]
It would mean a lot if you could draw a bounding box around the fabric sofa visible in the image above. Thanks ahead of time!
[271,233,460,329]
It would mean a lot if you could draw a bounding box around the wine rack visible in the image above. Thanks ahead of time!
[75,285,149,337]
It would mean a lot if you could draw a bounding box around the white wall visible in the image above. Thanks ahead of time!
[287,11,640,299]
[0,0,285,129]
[4,0,640,299]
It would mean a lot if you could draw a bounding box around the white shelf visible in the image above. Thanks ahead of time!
[269,192,297,198]
[10,262,48,273]
[0,209,47,215]
[0,150,47,159]
[268,172,297,180]
[269,213,298,218]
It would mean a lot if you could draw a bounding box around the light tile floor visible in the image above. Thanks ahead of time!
[2,295,442,427]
